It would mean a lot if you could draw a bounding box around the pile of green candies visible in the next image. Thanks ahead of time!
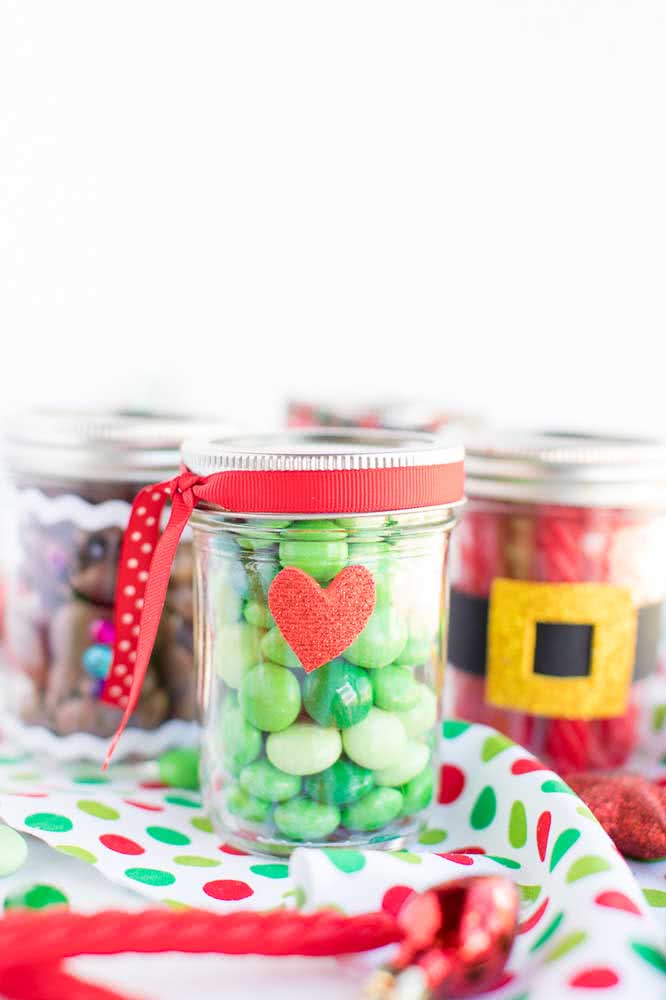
[205,516,443,849]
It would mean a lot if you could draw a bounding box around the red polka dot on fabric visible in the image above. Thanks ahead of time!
[99,834,145,856]
[218,843,249,856]
[537,810,552,862]
[437,852,475,866]
[140,781,168,790]
[569,968,620,989]
[203,879,254,901]
[438,764,465,804]
[124,799,165,812]
[511,758,548,775]
[594,891,641,916]
[449,845,485,854]
[518,897,549,935]
[381,885,414,917]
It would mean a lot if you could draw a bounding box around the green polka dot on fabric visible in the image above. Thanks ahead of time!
[643,888,666,907]
[125,867,176,887]
[322,849,366,874]
[390,851,422,864]
[77,800,119,820]
[530,911,564,952]
[470,786,496,829]
[486,855,521,869]
[549,829,581,872]
[25,812,73,833]
[566,855,611,883]
[442,720,470,739]
[509,801,527,848]
[545,931,587,963]
[249,863,290,879]
[518,884,541,902]
[57,845,97,864]
[0,754,30,765]
[631,941,666,974]
[12,771,41,782]
[173,855,221,867]
[575,805,598,822]
[73,775,110,785]
[4,884,69,911]
[163,899,191,910]
[164,795,202,809]
[191,817,214,834]
[481,733,514,761]
[540,780,574,795]
[418,828,447,845]
[146,826,191,846]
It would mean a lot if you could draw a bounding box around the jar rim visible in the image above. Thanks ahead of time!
[465,428,666,507]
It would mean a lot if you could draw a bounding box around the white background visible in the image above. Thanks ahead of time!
[1,1,665,435]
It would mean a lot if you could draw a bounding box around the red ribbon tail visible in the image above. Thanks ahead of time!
[103,482,196,768]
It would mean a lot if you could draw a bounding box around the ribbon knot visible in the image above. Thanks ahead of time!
[174,471,202,509]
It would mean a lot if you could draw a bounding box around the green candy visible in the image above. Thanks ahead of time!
[213,572,246,625]
[261,627,302,669]
[304,758,374,805]
[394,633,433,666]
[346,542,396,603]
[266,722,342,776]
[342,605,407,669]
[215,623,264,688]
[335,515,388,533]
[240,663,301,732]
[238,519,292,551]
[374,741,430,786]
[0,824,28,876]
[279,521,348,582]
[401,765,435,815]
[342,787,403,831]
[158,749,200,791]
[239,760,302,802]
[393,683,437,739]
[274,797,341,841]
[220,698,262,774]
[303,659,372,729]
[342,707,407,770]
[370,665,420,712]
[243,600,275,629]
[226,784,271,823]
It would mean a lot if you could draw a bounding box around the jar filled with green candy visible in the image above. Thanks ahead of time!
[186,430,464,854]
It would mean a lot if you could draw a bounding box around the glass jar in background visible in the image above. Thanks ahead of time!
[287,396,479,434]
[187,430,464,854]
[2,411,227,760]
[447,431,666,774]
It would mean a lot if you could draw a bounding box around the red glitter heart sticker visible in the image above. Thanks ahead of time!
[268,566,376,672]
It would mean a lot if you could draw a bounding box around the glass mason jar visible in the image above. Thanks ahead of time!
[186,430,464,855]
[2,410,226,760]
[447,431,666,774]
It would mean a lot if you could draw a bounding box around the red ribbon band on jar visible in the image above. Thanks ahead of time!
[101,462,464,764]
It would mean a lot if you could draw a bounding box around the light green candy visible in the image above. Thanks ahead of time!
[261,627,302,669]
[215,623,264,688]
[374,741,430,787]
[393,683,437,739]
[342,707,407,770]
[370,665,420,712]
[220,698,262,774]
[346,542,396,604]
[243,600,275,629]
[240,663,302,732]
[274,798,341,841]
[279,520,348,583]
[213,573,246,625]
[394,633,433,666]
[342,605,407,669]
[226,785,271,823]
[239,760,301,802]
[342,788,403,831]
[238,519,292,551]
[0,825,28,876]
[158,748,200,790]
[335,515,388,533]
[401,765,435,815]
[267,723,342,776]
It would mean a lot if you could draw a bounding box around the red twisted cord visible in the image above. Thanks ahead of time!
[0,962,130,1000]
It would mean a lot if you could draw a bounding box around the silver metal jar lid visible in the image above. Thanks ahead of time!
[182,428,464,475]
[5,410,233,482]
[465,429,666,508]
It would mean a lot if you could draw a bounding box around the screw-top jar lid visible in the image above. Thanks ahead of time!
[181,428,465,514]
[465,429,666,508]
[5,410,233,482]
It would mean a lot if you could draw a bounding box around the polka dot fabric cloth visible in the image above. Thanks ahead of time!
[0,722,664,998]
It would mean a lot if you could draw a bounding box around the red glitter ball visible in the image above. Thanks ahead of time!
[268,565,376,672]
[567,772,666,860]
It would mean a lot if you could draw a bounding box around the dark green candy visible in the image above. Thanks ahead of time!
[304,758,374,806]
[158,749,200,791]
[342,787,404,831]
[401,765,435,815]
[303,659,372,729]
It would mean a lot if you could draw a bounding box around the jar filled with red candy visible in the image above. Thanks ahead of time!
[2,411,223,760]
[447,431,666,774]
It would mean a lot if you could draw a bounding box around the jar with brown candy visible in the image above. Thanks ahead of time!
[2,411,224,760]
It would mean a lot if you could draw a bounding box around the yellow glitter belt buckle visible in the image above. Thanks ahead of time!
[485,580,638,719]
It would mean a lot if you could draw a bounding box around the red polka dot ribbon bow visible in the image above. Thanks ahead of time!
[102,461,464,764]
